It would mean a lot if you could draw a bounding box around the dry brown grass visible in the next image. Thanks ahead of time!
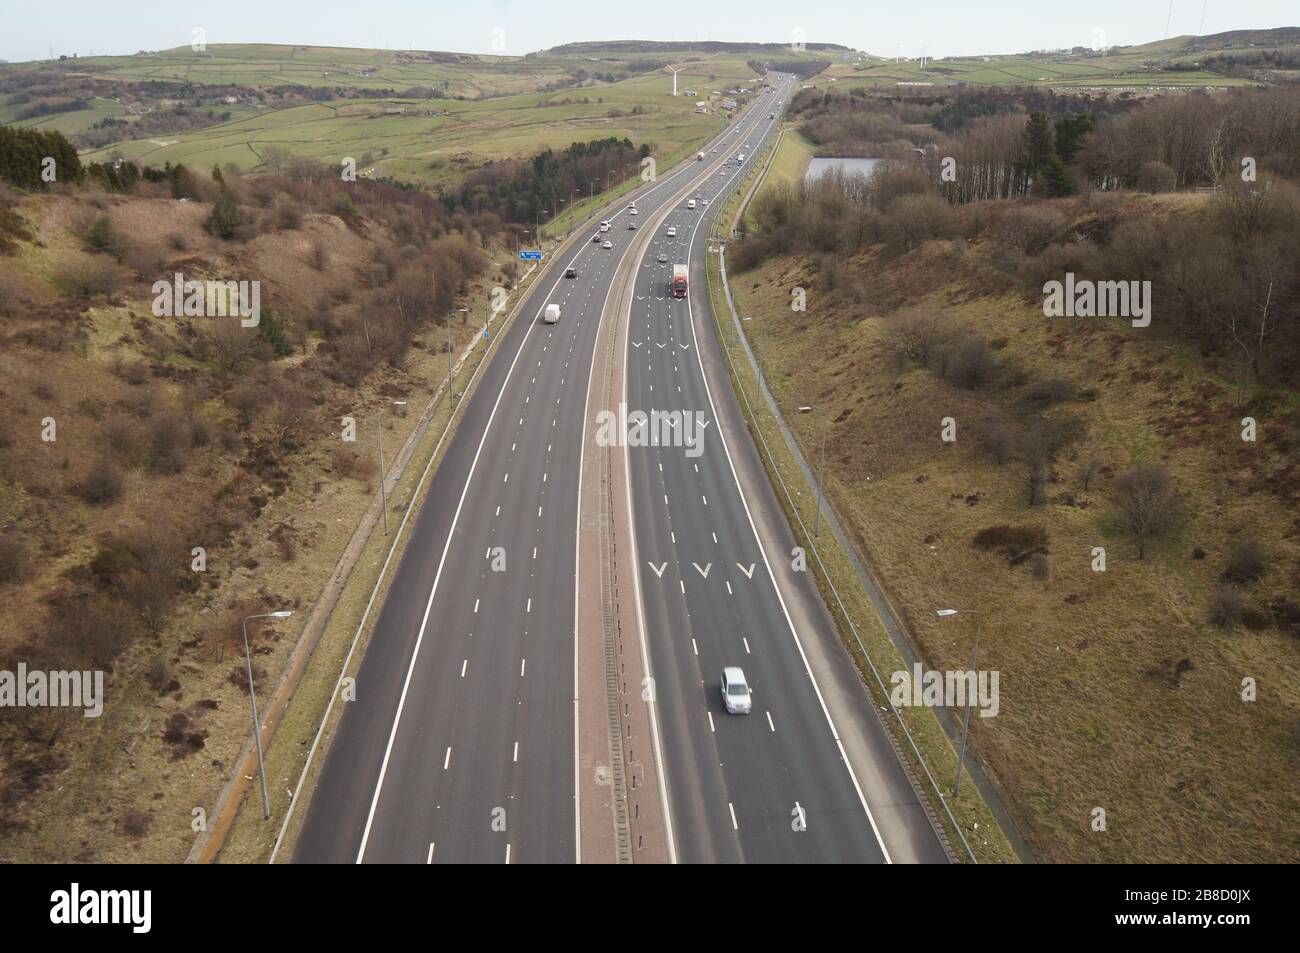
[734,232,1300,863]
[0,188,504,861]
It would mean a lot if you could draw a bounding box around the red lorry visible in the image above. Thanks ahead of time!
[672,264,688,298]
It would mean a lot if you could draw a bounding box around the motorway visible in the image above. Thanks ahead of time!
[623,95,949,863]
[293,80,797,863]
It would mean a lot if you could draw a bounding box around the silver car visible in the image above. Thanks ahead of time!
[721,667,752,715]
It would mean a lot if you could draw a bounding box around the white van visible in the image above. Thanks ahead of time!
[687,199,696,210]
[599,222,611,233]
[544,303,560,324]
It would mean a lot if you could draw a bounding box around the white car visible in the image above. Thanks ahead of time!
[630,207,638,215]
[719,170,726,176]
[602,240,613,249]
[666,226,677,237]
[721,667,752,715]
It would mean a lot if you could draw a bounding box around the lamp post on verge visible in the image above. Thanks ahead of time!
[937,608,983,799]
[814,423,828,537]
[241,609,293,819]
[446,308,469,412]
[376,400,407,535]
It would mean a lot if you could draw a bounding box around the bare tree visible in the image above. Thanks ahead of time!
[1111,464,1185,559]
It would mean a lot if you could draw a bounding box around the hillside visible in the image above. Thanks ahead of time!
[719,89,1300,859]
[0,168,521,860]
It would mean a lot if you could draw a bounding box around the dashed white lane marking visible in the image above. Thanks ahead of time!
[513,741,519,763]
[520,658,526,677]
[743,637,751,654]
[460,659,467,677]
[443,747,452,770]
[691,638,698,656]
[728,802,739,830]
[725,580,733,595]
[526,597,532,613]
[766,710,776,732]
[707,711,716,733]
[505,843,512,864]
[427,842,435,863]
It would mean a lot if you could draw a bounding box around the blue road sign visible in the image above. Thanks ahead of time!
[519,250,543,260]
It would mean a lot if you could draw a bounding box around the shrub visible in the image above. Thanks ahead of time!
[77,456,124,504]
[119,810,152,839]
[1111,464,1185,559]
[978,418,1016,466]
[1025,376,1076,406]
[1208,587,1246,628]
[148,416,189,474]
[972,524,1048,557]
[52,253,123,297]
[940,332,1001,390]
[205,194,243,239]
[885,311,947,368]
[1075,454,1103,492]
[0,532,30,585]
[85,215,123,257]
[996,205,1066,255]
[1221,540,1268,584]
[881,193,958,251]
[308,237,330,271]
[1136,160,1178,193]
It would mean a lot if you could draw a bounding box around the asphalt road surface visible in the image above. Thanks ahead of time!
[621,90,950,864]
[294,81,794,863]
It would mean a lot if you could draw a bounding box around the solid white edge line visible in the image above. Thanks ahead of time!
[355,85,774,866]
[615,90,780,864]
[679,81,894,864]
[354,250,577,863]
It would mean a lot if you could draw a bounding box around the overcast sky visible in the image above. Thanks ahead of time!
[3,0,1296,64]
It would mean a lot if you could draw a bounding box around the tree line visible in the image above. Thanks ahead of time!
[440,136,650,226]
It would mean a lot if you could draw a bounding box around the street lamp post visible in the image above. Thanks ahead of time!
[937,608,983,799]
[241,610,293,820]
[376,400,407,535]
[814,424,827,537]
[447,308,469,412]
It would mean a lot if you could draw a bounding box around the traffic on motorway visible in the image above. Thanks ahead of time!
[291,77,820,863]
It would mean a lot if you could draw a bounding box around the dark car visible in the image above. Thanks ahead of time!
[564,267,577,278]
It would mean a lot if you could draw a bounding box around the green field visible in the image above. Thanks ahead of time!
[60,46,782,191]
[0,96,131,136]
[50,44,576,98]
[808,33,1298,90]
